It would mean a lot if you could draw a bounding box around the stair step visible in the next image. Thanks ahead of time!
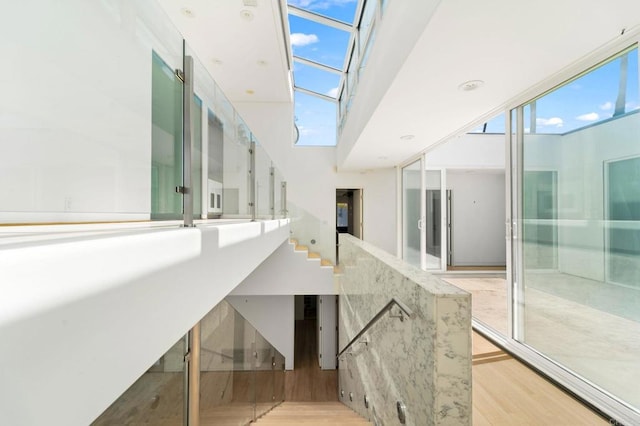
[320,259,333,267]
[254,402,371,425]
[295,245,309,252]
[308,252,321,259]
[289,238,298,245]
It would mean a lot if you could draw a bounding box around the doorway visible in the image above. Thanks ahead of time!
[336,189,362,239]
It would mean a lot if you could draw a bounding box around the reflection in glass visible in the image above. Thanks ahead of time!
[402,160,421,268]
[518,47,640,411]
[425,170,441,270]
[192,95,203,219]
[92,337,186,425]
[151,51,183,219]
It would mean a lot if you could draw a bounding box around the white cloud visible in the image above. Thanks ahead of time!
[536,117,564,127]
[327,87,339,98]
[600,101,613,111]
[290,33,319,47]
[626,101,640,111]
[576,112,599,121]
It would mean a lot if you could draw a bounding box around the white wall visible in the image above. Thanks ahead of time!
[0,1,186,222]
[229,240,335,296]
[556,114,639,281]
[235,102,398,256]
[425,133,506,169]
[0,220,289,426]
[226,295,295,370]
[447,171,506,266]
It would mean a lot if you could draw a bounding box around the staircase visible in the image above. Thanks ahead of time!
[290,238,339,273]
[254,402,371,425]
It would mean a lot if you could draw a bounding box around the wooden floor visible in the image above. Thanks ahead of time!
[285,319,338,401]
[473,331,606,425]
[254,402,371,425]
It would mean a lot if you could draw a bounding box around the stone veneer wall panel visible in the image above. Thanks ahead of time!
[337,234,471,425]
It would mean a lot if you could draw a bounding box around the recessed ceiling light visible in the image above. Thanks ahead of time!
[245,89,255,95]
[377,156,389,160]
[400,135,415,141]
[240,9,254,21]
[211,58,223,65]
[181,8,195,18]
[458,80,484,91]
[257,60,268,67]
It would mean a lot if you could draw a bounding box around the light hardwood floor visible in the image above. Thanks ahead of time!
[445,276,640,408]
[473,332,607,425]
[253,402,371,425]
[285,319,338,401]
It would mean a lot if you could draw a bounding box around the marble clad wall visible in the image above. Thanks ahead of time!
[337,234,471,425]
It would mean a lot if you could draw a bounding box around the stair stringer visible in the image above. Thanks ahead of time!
[229,240,335,296]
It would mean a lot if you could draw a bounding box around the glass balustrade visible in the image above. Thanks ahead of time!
[94,299,285,425]
[92,336,187,426]
[1,1,286,226]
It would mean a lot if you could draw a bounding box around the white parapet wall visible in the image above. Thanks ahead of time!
[337,234,472,426]
[0,219,289,426]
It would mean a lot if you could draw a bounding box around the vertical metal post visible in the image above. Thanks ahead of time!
[249,140,256,221]
[269,166,275,219]
[182,334,189,426]
[281,181,287,217]
[187,323,200,426]
[182,53,194,227]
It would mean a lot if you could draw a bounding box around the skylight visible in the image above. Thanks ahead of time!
[287,0,359,146]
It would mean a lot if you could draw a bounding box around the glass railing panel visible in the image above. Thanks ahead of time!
[221,115,251,218]
[254,333,275,419]
[254,143,273,219]
[1,2,184,224]
[358,0,377,56]
[199,300,236,423]
[289,201,336,264]
[231,311,257,423]
[92,335,187,425]
[274,350,285,403]
[273,168,285,219]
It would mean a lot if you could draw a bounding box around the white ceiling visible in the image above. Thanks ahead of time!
[338,0,640,170]
[157,0,640,171]
[157,0,292,103]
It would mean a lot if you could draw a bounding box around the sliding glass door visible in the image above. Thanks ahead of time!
[402,160,422,268]
[402,159,446,271]
[512,45,640,418]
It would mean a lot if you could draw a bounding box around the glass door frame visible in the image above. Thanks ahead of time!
[424,167,447,271]
[496,35,640,425]
[399,156,447,272]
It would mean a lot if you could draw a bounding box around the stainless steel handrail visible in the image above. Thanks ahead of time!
[201,347,234,360]
[338,297,413,358]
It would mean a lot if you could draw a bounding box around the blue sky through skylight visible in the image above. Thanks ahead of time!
[470,48,639,135]
[288,1,357,145]
[293,62,341,97]
[288,0,358,24]
[289,15,351,69]
[294,91,337,146]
